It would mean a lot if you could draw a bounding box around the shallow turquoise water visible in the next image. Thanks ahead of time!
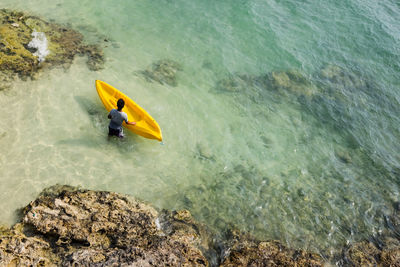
[0,0,399,258]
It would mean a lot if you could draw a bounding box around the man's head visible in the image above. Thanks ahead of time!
[117,98,125,110]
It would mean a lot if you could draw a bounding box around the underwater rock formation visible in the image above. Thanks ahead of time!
[0,9,104,90]
[214,70,318,102]
[141,59,182,87]
[195,142,216,162]
[260,70,318,97]
[319,64,367,90]
[215,74,253,93]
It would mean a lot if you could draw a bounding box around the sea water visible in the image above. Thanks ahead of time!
[0,0,399,258]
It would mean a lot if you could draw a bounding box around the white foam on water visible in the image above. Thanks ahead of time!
[28,30,50,63]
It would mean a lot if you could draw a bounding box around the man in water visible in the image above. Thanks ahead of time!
[108,98,136,138]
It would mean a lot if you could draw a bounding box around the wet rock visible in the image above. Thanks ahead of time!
[23,187,160,248]
[219,229,323,266]
[342,240,380,266]
[0,185,209,266]
[0,223,60,266]
[0,8,104,85]
[159,209,213,252]
[381,247,400,266]
[141,59,182,86]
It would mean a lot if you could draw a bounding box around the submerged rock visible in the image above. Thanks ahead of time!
[213,69,319,105]
[141,59,182,86]
[0,9,104,89]
[261,70,319,97]
[195,142,216,162]
[215,74,253,93]
[335,148,352,164]
[319,64,367,90]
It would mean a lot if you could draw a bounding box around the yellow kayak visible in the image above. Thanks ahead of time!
[95,80,162,141]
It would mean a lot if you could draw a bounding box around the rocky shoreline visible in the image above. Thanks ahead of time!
[0,185,324,266]
[1,185,400,266]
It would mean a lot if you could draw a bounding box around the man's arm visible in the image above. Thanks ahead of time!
[124,114,136,125]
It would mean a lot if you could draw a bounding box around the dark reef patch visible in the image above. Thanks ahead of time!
[140,59,182,87]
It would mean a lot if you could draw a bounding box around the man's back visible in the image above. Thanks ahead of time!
[109,109,128,130]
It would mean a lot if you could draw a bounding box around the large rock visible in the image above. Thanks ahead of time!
[0,185,208,266]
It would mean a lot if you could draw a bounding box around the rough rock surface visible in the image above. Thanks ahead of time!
[0,9,104,90]
[27,185,208,266]
[218,229,323,267]
[0,223,58,266]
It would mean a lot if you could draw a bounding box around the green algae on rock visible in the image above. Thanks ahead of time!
[0,9,104,90]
